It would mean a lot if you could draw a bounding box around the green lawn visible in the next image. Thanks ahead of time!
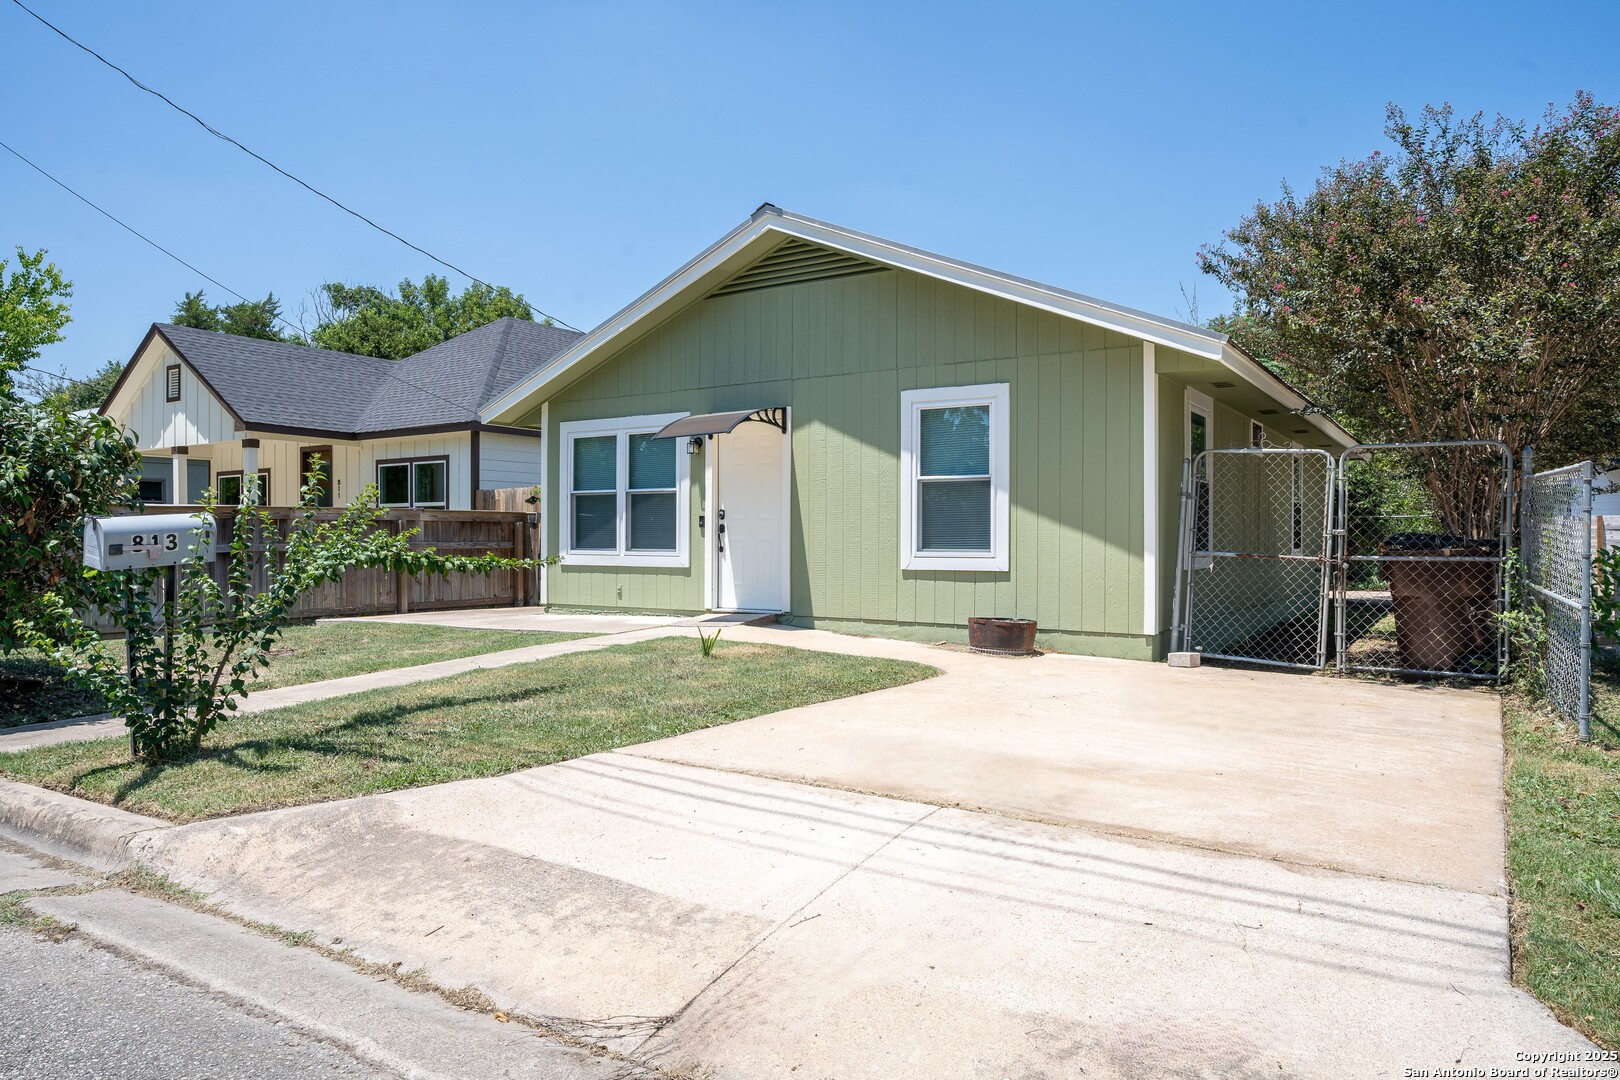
[0,622,589,729]
[1505,657,1620,1050]
[0,637,935,821]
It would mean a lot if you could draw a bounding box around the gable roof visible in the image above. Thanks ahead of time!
[105,317,582,439]
[480,205,1355,448]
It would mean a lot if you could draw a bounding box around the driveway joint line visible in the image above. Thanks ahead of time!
[636,804,943,1051]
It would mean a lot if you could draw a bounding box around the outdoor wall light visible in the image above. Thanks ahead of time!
[687,437,704,456]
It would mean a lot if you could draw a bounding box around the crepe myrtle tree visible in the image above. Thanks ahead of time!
[1200,93,1620,538]
[20,466,558,762]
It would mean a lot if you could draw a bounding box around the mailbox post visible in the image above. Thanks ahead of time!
[84,513,215,755]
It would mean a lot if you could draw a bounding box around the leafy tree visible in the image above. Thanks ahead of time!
[0,249,142,653]
[21,468,552,762]
[308,273,536,359]
[1201,93,1620,535]
[35,357,124,412]
[0,248,73,399]
[171,290,287,341]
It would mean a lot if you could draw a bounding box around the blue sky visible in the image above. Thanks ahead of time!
[8,0,1619,382]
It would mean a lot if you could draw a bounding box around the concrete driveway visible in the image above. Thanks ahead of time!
[631,625,1506,894]
[118,625,1585,1077]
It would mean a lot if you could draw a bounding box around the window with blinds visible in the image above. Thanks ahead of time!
[560,413,690,566]
[918,405,992,551]
[627,434,677,551]
[571,436,618,550]
[900,384,1010,571]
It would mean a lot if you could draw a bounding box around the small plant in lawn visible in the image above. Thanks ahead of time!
[698,627,723,657]
[15,464,555,763]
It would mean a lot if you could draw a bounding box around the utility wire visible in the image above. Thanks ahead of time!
[9,0,581,333]
[2,138,258,311]
[1,139,485,419]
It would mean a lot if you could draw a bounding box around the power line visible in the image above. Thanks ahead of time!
[9,0,581,334]
[1,139,483,419]
[1,138,258,311]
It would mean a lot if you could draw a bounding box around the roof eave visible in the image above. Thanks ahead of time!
[1220,342,1356,449]
[482,211,1236,422]
[480,208,1356,451]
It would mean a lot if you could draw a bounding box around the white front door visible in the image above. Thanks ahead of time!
[715,418,788,612]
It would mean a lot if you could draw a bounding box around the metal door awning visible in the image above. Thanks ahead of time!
[653,408,787,439]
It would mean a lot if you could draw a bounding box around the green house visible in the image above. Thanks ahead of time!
[484,206,1355,660]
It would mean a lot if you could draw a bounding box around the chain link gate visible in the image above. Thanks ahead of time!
[1520,455,1594,739]
[1175,440,1515,680]
[1172,448,1337,670]
[1334,441,1513,680]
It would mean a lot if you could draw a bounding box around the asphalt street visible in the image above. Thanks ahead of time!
[0,928,387,1080]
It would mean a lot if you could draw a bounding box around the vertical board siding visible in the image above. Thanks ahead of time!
[111,341,238,449]
[173,433,473,509]
[547,267,1152,652]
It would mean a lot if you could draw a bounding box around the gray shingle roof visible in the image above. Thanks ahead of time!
[148,318,581,436]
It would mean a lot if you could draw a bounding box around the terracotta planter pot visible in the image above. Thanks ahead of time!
[1380,535,1498,672]
[967,617,1037,656]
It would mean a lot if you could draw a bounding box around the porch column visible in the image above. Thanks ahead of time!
[241,439,260,504]
[170,446,188,505]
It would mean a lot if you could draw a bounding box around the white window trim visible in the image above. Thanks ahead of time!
[899,383,1010,572]
[559,412,689,567]
[1186,387,1214,571]
[1185,387,1214,462]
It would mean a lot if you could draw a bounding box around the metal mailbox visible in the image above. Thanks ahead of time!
[83,513,216,571]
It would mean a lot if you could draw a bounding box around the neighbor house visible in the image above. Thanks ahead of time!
[100,318,580,509]
[480,205,1356,660]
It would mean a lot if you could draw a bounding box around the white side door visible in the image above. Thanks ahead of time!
[715,419,788,612]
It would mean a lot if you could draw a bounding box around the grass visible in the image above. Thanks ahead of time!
[0,621,591,729]
[1504,655,1620,1050]
[0,637,935,822]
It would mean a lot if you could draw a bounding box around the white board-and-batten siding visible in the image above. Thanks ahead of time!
[110,341,237,449]
[207,433,474,508]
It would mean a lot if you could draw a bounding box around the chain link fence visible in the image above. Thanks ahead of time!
[1173,439,1594,739]
[1335,441,1512,680]
[1519,457,1594,739]
[1175,448,1335,670]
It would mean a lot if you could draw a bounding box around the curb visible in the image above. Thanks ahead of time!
[0,778,168,871]
[27,889,615,1080]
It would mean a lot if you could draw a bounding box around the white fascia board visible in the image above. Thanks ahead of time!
[482,210,1229,423]
[774,211,1227,360]
[482,207,1353,450]
[481,216,772,422]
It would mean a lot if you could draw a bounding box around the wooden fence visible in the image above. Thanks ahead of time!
[109,504,540,621]
[474,486,540,512]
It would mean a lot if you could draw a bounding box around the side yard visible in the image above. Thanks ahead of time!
[0,622,592,729]
[0,637,935,821]
[1505,658,1620,1050]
